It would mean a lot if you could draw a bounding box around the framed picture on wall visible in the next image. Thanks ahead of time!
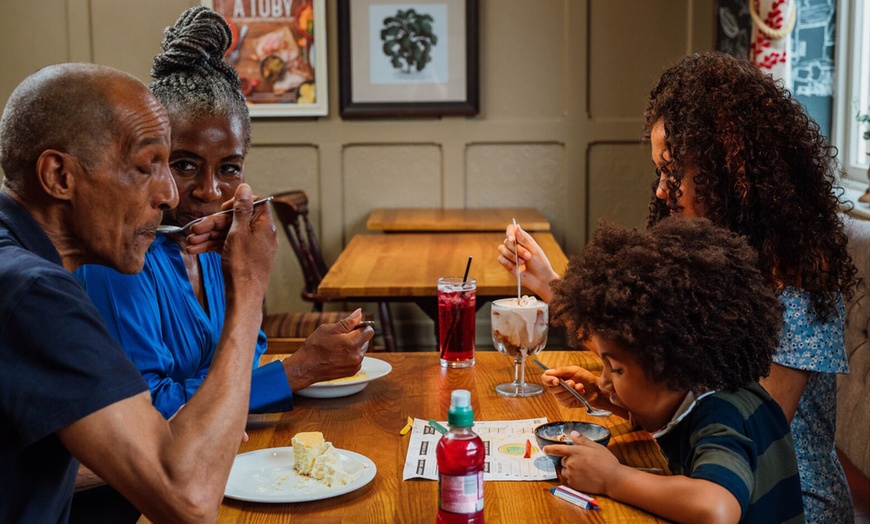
[203,0,328,117]
[338,0,479,119]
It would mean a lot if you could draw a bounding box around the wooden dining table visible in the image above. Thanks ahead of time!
[318,232,568,307]
[366,208,551,233]
[139,351,669,523]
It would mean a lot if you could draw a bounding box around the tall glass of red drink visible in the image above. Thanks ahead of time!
[438,277,476,368]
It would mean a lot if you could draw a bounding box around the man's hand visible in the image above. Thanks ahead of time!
[282,309,374,391]
[218,184,277,302]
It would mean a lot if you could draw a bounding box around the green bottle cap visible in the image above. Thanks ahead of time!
[447,389,474,427]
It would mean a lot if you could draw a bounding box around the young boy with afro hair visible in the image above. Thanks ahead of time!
[541,217,805,524]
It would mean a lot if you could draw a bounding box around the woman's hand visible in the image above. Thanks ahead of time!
[497,223,560,302]
[184,191,270,256]
[282,309,374,391]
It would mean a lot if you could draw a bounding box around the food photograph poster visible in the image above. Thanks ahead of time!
[203,0,328,117]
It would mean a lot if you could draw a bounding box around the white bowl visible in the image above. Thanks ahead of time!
[295,357,392,398]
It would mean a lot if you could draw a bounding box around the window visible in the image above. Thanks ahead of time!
[835,0,870,184]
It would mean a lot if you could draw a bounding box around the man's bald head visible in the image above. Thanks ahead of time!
[0,63,151,194]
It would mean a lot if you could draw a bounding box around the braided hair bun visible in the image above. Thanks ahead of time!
[152,7,240,90]
[149,6,250,147]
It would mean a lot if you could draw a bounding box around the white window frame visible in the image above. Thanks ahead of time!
[833,0,869,187]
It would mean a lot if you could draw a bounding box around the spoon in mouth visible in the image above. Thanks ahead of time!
[532,359,611,417]
[156,196,273,235]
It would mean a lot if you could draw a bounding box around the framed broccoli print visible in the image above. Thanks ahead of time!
[203,0,328,117]
[338,0,479,118]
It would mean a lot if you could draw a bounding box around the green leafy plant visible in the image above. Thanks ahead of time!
[380,9,437,73]
[857,110,870,142]
[856,110,870,198]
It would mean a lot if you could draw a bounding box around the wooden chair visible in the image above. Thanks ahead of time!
[269,190,397,352]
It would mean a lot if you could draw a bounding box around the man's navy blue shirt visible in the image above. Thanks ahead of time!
[0,192,147,523]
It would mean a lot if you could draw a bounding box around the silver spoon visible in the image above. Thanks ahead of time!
[532,359,611,417]
[156,196,273,235]
[512,218,521,300]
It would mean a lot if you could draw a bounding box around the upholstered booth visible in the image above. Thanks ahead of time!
[261,311,353,354]
[839,216,870,518]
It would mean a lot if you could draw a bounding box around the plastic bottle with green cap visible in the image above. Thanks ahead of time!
[436,389,485,523]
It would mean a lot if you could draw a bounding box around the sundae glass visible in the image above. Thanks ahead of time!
[491,296,548,397]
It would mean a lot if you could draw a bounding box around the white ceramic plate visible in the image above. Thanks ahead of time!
[295,357,392,398]
[224,446,377,503]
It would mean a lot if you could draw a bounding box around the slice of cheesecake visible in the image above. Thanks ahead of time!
[311,442,354,487]
[291,431,362,487]
[292,431,326,476]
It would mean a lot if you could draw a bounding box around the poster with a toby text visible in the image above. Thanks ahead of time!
[203,0,328,117]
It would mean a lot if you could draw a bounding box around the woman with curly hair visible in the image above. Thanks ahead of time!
[542,217,803,523]
[500,52,856,522]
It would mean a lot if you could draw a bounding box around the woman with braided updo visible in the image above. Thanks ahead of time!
[148,6,251,153]
[75,6,372,420]
[499,52,857,522]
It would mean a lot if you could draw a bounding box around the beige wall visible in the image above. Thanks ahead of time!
[0,0,713,348]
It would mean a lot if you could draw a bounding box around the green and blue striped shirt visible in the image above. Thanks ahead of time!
[656,382,805,523]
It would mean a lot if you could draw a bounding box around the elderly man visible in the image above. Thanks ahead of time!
[0,63,275,523]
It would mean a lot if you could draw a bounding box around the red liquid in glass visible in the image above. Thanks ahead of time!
[436,428,485,523]
[438,290,476,363]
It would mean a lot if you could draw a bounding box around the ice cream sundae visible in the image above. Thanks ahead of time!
[491,296,548,357]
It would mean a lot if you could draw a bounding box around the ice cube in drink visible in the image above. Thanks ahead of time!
[438,277,477,368]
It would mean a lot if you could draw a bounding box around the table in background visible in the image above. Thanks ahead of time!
[138,351,668,523]
[318,232,568,305]
[366,208,551,233]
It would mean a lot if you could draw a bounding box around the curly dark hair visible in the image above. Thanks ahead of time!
[550,217,784,393]
[149,6,251,152]
[643,52,855,320]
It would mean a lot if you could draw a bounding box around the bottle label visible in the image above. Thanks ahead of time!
[438,472,484,514]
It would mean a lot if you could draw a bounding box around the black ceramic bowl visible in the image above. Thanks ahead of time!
[534,421,612,467]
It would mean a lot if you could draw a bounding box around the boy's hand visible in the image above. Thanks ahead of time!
[543,431,621,494]
[540,366,602,408]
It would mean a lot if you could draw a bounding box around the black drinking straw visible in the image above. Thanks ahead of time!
[444,256,473,352]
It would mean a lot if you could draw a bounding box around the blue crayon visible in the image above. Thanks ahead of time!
[549,485,600,510]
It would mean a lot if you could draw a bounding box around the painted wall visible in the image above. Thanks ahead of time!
[0,0,714,348]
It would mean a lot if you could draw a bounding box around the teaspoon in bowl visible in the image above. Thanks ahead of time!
[156,196,273,234]
[532,359,611,417]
